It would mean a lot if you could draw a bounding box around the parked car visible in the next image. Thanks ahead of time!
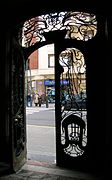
[63,92,87,110]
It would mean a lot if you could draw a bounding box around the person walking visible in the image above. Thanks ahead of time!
[34,93,39,106]
[38,95,42,107]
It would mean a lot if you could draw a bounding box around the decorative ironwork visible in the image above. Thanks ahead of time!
[59,47,87,157]
[17,9,94,160]
[61,114,87,157]
[22,11,97,47]
[12,46,25,157]
[59,48,86,112]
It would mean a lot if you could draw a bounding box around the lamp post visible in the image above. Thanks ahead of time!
[44,76,49,108]
[27,58,32,107]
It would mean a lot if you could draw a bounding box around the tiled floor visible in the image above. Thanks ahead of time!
[0,160,105,180]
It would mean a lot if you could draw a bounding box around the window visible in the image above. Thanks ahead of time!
[48,54,54,67]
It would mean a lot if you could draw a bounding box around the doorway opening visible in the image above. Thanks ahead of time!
[12,10,97,171]
[25,44,56,165]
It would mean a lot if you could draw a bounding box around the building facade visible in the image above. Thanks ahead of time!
[25,44,55,104]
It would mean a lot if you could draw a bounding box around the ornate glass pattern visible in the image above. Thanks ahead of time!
[59,48,87,157]
[22,11,97,46]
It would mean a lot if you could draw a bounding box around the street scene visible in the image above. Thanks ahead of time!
[26,103,56,164]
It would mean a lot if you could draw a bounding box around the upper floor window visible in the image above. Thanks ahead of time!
[48,54,54,68]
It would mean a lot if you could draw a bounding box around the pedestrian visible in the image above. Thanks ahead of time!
[34,93,39,106]
[38,95,42,107]
[27,94,31,107]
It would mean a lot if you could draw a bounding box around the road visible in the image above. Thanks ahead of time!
[26,106,55,126]
[26,104,56,163]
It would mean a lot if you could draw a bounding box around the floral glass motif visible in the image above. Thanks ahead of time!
[21,11,97,47]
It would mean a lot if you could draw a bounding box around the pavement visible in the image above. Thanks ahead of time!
[26,103,55,110]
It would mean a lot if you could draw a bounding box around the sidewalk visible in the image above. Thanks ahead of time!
[26,103,55,110]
